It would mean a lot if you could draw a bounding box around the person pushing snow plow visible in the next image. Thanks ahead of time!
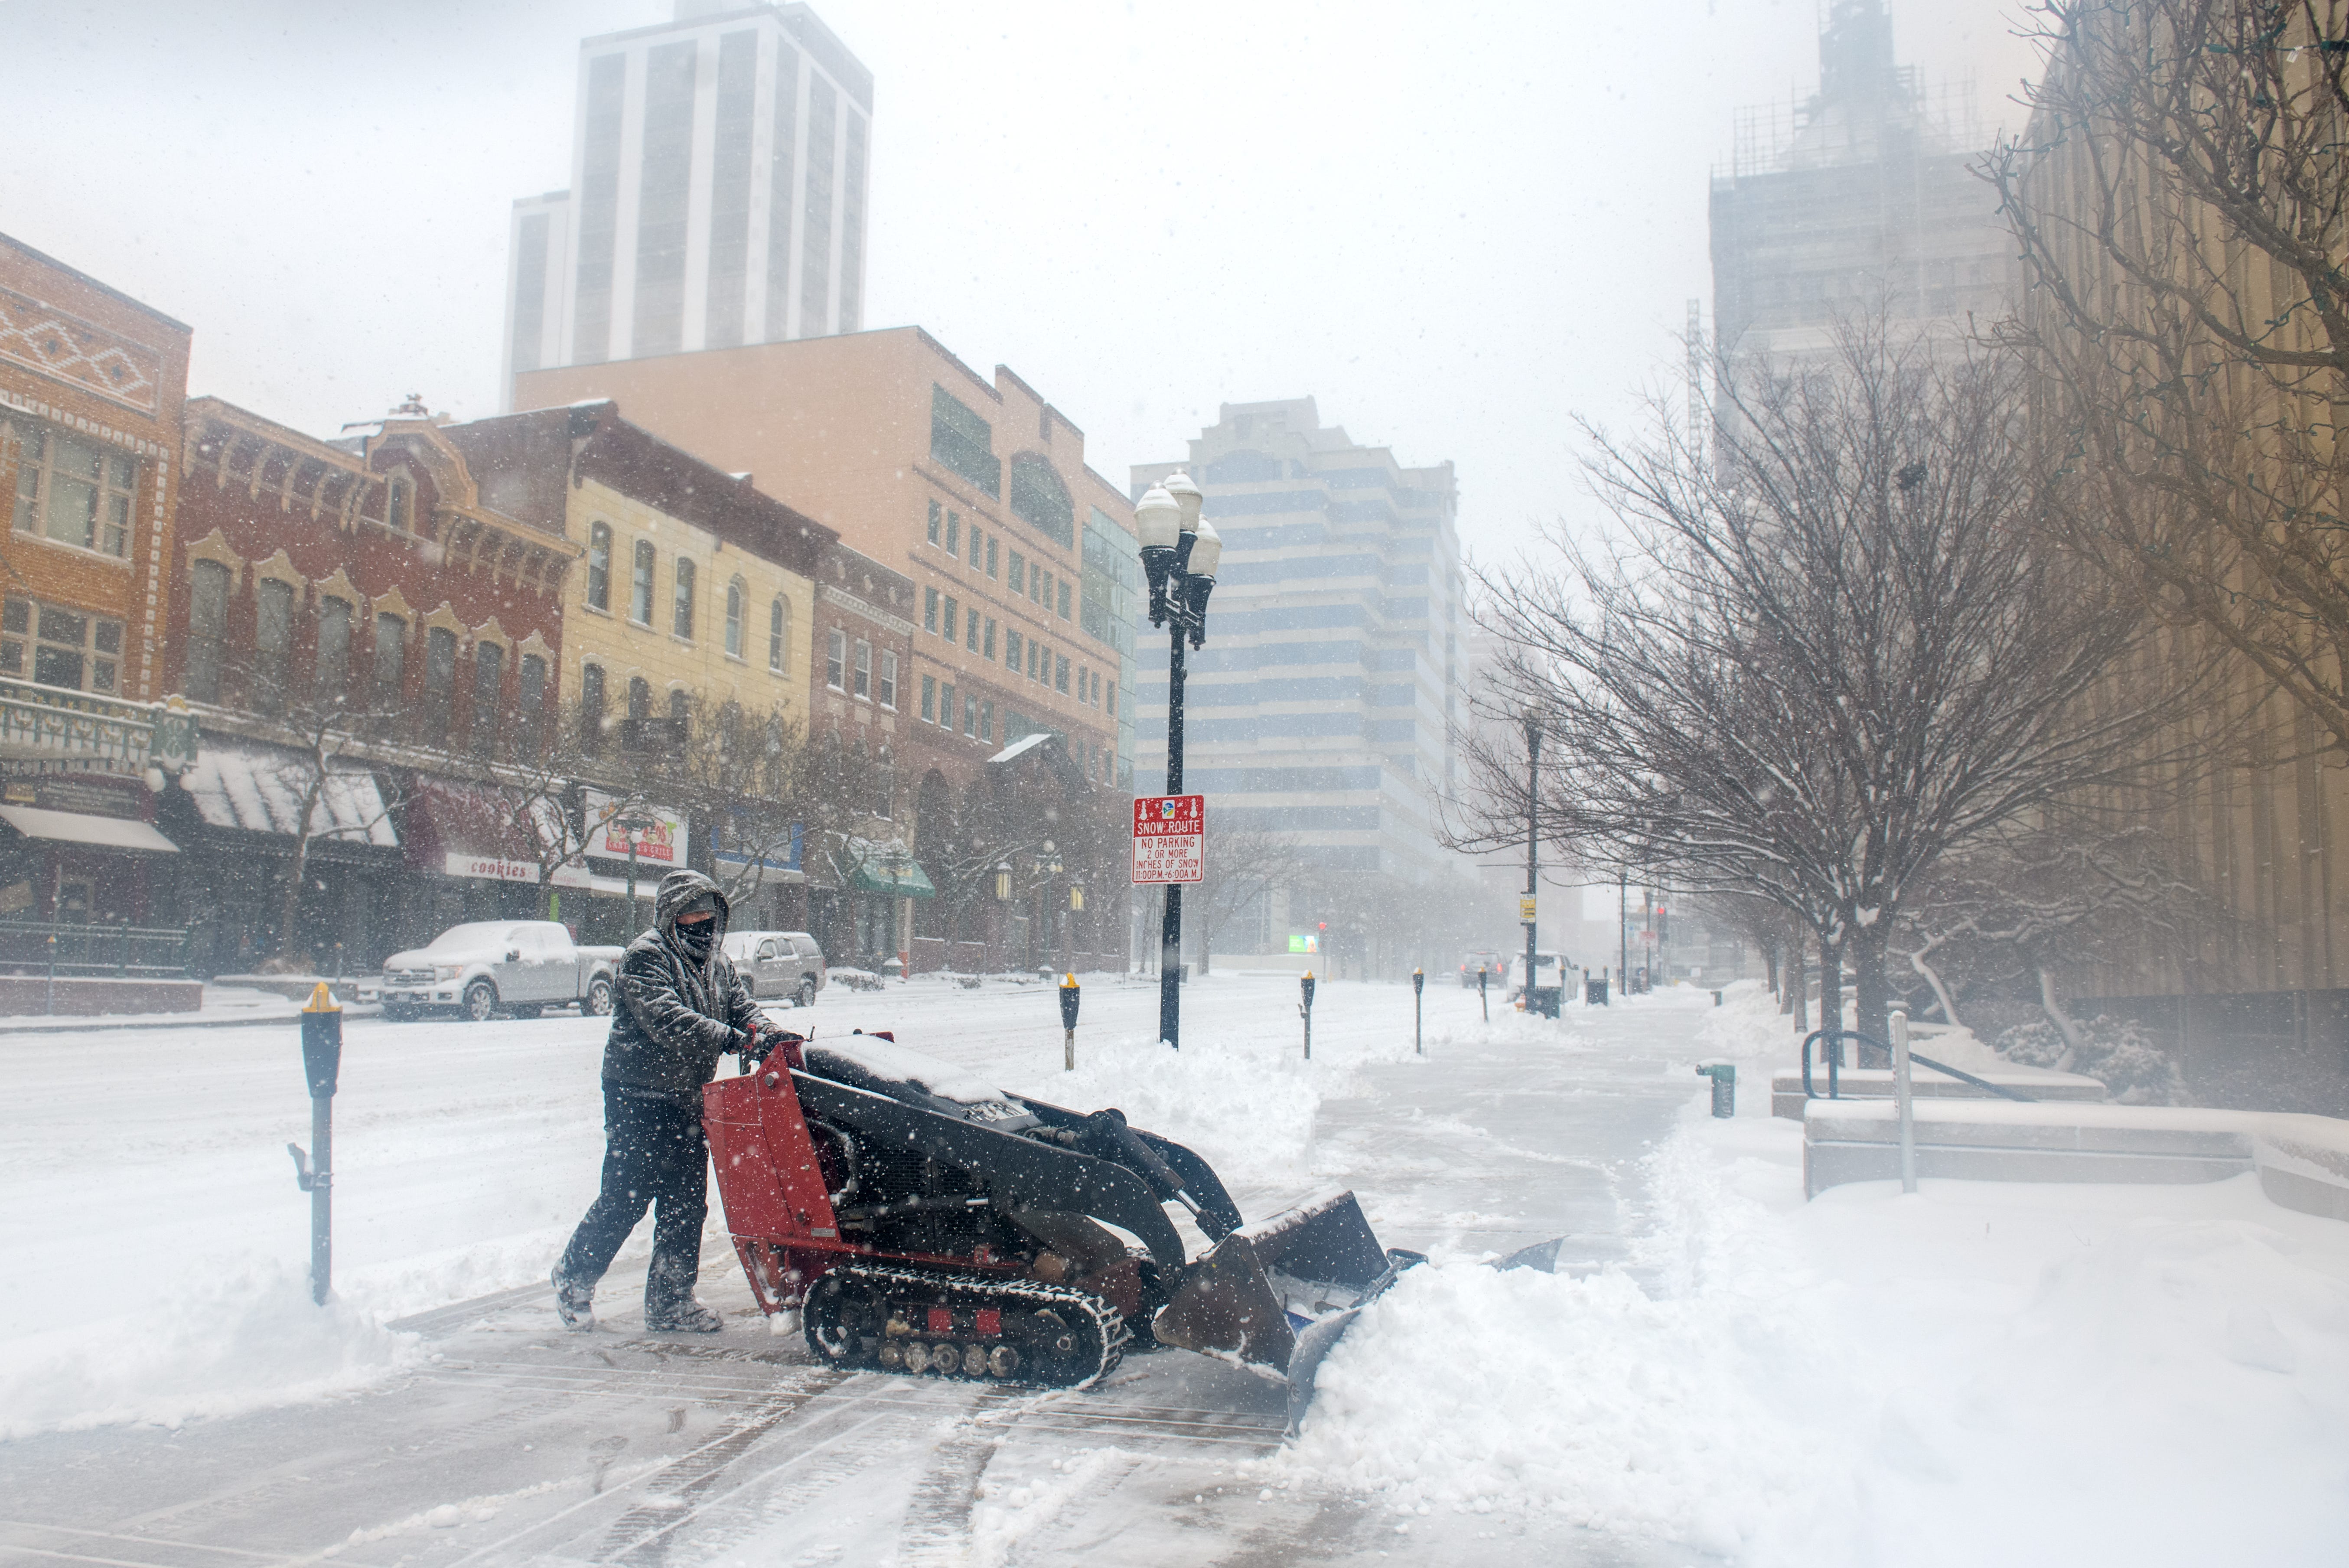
[552,869,795,1333]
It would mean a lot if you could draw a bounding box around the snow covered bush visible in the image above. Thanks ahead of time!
[1992,1018,2068,1069]
[1994,1015,2187,1104]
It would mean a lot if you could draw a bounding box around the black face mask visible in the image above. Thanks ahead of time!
[674,920,716,959]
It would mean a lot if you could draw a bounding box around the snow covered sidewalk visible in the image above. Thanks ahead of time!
[1287,1004,2349,1567]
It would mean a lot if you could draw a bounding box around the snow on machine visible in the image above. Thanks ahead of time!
[703,1029,1420,1416]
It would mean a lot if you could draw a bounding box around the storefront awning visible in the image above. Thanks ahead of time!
[179,739,397,847]
[0,805,178,854]
[836,839,936,900]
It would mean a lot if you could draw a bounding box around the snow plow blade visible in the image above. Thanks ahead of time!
[1151,1191,1421,1425]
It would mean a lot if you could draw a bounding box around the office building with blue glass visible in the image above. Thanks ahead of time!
[1132,398,1465,961]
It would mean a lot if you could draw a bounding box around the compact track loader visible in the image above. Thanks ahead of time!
[703,1030,1420,1418]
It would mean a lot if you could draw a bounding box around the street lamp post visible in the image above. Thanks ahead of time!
[612,801,657,932]
[1135,473,1222,1051]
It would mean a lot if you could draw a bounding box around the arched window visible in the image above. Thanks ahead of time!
[673,557,697,639]
[471,641,504,757]
[725,577,746,658]
[185,560,229,703]
[768,597,789,673]
[386,473,413,533]
[517,652,547,759]
[628,675,652,723]
[586,522,612,611]
[668,687,691,723]
[423,625,459,742]
[876,747,894,819]
[630,540,655,624]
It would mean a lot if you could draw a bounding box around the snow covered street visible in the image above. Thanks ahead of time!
[5,976,2348,1565]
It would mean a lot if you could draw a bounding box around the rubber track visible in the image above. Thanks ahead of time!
[811,1262,1132,1387]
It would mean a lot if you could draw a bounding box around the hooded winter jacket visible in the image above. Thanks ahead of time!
[601,869,771,1100]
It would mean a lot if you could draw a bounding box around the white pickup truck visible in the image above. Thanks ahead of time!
[372,920,625,1022]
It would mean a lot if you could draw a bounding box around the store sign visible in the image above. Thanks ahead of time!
[442,852,540,885]
[582,789,688,866]
[1287,933,1319,954]
[1131,794,1204,885]
[3,775,144,819]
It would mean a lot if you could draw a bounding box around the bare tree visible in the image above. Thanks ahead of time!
[1463,320,2201,1043]
[1192,819,1310,975]
[258,701,404,968]
[1990,0,2349,747]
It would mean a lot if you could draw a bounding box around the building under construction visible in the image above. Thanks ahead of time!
[1708,0,2014,372]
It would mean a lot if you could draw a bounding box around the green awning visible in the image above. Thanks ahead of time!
[842,851,936,901]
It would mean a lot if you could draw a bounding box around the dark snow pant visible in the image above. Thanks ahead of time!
[558,1087,710,1313]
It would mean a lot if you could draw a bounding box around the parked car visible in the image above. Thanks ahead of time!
[1460,949,1509,989]
[370,921,623,1022]
[721,929,827,1007]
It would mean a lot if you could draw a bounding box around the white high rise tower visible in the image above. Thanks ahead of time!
[501,2,871,396]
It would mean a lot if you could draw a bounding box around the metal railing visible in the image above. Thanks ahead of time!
[0,920,194,979]
[1800,1027,2034,1103]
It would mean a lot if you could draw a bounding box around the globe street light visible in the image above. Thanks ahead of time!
[1136,471,1221,1050]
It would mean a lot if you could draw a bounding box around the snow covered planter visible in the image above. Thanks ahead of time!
[1995,1016,2188,1105]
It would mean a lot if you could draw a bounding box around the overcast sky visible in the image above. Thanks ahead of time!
[0,0,2041,566]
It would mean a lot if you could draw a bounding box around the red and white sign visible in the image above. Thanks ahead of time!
[1131,794,1204,885]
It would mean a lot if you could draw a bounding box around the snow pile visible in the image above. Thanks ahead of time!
[0,1257,422,1440]
[1287,1105,1859,1559]
[1009,1027,1320,1194]
[1288,1096,2349,1565]
[1691,978,1798,1063]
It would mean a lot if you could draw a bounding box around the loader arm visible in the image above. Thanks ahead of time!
[788,1072,1192,1271]
[1012,1094,1245,1241]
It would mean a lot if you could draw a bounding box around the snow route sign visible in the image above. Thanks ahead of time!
[1131,794,1205,885]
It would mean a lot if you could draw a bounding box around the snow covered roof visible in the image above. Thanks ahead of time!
[179,739,397,846]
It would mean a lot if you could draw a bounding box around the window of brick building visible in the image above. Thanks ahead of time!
[518,652,547,759]
[879,649,897,709]
[472,641,504,756]
[827,628,845,690]
[372,613,407,713]
[314,597,352,707]
[185,563,231,703]
[11,426,137,558]
[853,638,870,699]
[580,662,606,755]
[423,626,459,742]
[254,578,293,717]
[2,596,124,695]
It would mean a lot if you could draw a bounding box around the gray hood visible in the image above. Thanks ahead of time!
[651,868,730,981]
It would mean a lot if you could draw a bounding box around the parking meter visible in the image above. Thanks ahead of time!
[1412,966,1424,1055]
[1300,971,1316,1060]
[288,982,342,1304]
[1059,973,1080,1070]
[1477,963,1489,1022]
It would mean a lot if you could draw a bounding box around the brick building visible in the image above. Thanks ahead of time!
[0,233,193,939]
[163,399,577,971]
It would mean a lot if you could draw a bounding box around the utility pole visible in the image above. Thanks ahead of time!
[1523,712,1540,1011]
[1619,872,1629,994]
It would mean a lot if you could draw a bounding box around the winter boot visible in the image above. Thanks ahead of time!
[644,1254,723,1333]
[644,1299,725,1333]
[551,1265,596,1331]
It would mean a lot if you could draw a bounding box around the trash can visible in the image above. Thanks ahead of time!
[1527,984,1562,1019]
[1584,977,1609,1007]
